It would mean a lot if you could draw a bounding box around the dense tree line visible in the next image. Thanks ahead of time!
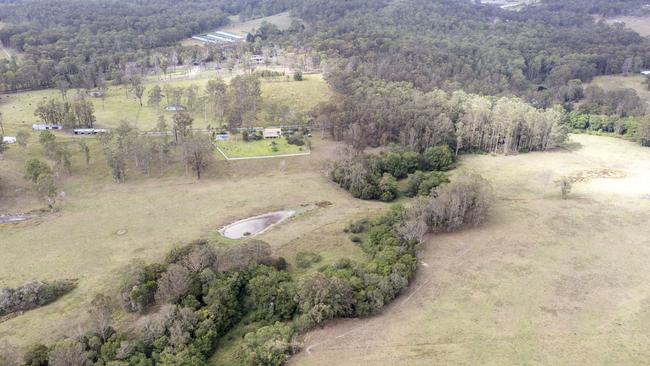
[537,0,650,17]
[316,81,568,153]
[0,0,291,92]
[34,95,96,129]
[278,0,650,106]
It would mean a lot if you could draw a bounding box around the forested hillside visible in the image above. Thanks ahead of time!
[286,0,650,104]
[0,0,290,91]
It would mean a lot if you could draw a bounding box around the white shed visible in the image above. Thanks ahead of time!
[263,128,282,139]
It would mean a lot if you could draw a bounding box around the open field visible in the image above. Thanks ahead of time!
[0,137,382,349]
[588,74,650,104]
[216,138,308,158]
[290,134,650,365]
[0,73,329,133]
[605,16,650,37]
[183,12,295,47]
[223,12,295,34]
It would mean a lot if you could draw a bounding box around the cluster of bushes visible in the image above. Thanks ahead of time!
[295,251,322,269]
[254,70,285,78]
[408,172,494,234]
[403,171,450,198]
[0,280,76,317]
[241,130,263,141]
[568,112,640,138]
[286,206,421,329]
[286,133,306,146]
[568,112,650,149]
[330,145,454,201]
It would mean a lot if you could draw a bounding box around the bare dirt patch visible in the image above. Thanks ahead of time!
[568,168,627,183]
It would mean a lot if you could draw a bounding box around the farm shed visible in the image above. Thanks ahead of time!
[263,128,282,138]
[165,105,186,112]
[32,124,63,131]
[73,128,109,135]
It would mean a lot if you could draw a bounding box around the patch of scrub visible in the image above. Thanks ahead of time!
[219,210,295,239]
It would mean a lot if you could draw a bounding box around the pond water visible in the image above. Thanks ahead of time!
[219,210,295,239]
[0,215,30,224]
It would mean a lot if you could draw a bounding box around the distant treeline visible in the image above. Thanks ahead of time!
[314,81,568,153]
[0,0,291,92]
[278,0,650,106]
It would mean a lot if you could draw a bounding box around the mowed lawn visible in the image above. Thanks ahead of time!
[0,73,330,134]
[216,138,308,158]
[0,137,381,349]
[291,134,650,365]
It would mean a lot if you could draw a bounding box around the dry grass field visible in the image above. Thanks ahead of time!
[183,12,295,47]
[588,74,650,104]
[290,134,650,365]
[0,73,329,133]
[222,12,295,35]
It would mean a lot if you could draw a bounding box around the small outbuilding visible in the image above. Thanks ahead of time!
[165,105,186,112]
[32,124,63,131]
[73,128,109,135]
[263,128,282,139]
[215,133,230,141]
[2,136,16,144]
[87,90,104,98]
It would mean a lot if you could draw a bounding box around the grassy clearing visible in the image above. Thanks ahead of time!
[222,12,295,35]
[0,136,382,350]
[588,74,650,104]
[290,134,650,365]
[0,73,329,133]
[216,138,308,158]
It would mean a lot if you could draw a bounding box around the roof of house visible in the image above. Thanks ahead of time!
[263,128,282,136]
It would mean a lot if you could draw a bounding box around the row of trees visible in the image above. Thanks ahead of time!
[34,95,96,129]
[316,81,568,154]
[147,74,305,131]
[99,116,215,182]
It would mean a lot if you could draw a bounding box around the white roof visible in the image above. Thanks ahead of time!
[2,136,16,144]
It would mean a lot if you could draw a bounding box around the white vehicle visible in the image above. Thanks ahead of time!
[2,136,16,144]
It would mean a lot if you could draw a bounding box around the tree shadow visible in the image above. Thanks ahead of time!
[559,141,582,152]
